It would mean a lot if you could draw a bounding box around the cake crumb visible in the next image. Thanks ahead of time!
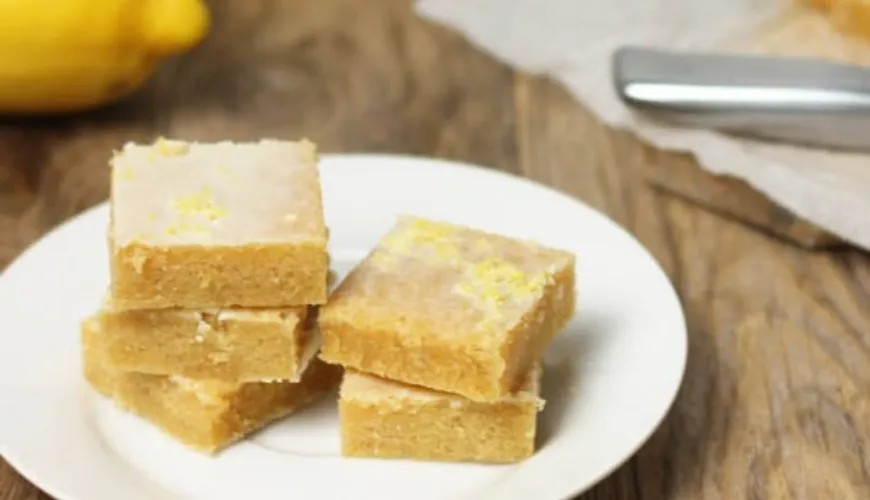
[129,248,149,273]
[194,319,212,343]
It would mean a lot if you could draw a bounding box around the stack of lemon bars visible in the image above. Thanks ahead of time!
[321,215,575,462]
[81,137,576,463]
[81,138,340,453]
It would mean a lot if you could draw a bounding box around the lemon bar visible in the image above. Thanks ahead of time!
[320,216,575,402]
[109,138,329,310]
[339,366,543,463]
[100,301,320,383]
[82,317,342,453]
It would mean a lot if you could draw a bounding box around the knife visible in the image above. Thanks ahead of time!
[612,46,870,152]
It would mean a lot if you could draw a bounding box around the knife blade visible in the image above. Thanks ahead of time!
[612,46,870,152]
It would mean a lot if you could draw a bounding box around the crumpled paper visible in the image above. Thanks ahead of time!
[417,0,870,250]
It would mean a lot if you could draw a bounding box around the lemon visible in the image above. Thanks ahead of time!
[0,0,210,114]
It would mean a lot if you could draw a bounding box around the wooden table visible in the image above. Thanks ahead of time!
[2,1,869,498]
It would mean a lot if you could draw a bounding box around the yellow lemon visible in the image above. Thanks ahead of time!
[0,0,210,114]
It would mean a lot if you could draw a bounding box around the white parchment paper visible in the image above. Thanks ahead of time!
[417,0,870,250]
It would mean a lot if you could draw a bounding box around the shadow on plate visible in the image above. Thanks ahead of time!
[536,310,616,448]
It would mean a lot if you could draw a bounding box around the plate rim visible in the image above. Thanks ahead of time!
[0,152,688,500]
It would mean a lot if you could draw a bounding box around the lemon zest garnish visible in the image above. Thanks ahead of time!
[463,257,546,302]
[166,220,210,237]
[453,256,554,329]
[171,187,226,222]
[113,165,135,182]
[381,218,458,261]
[154,137,190,157]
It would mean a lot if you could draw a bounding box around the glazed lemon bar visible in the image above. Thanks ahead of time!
[339,366,544,463]
[109,138,329,310]
[320,216,575,402]
[99,301,321,383]
[82,317,342,453]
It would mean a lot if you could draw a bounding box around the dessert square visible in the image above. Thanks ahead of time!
[339,366,543,463]
[320,216,575,401]
[82,317,342,454]
[109,138,329,310]
[99,300,320,383]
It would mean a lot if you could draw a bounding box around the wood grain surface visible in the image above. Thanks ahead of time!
[2,1,869,499]
[643,158,843,250]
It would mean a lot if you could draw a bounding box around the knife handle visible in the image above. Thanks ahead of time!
[612,46,870,151]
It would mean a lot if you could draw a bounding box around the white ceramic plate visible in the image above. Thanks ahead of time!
[0,154,686,500]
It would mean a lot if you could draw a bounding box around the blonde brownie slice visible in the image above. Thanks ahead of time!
[320,216,574,402]
[82,316,342,454]
[109,137,328,310]
[339,365,544,463]
[100,300,320,383]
